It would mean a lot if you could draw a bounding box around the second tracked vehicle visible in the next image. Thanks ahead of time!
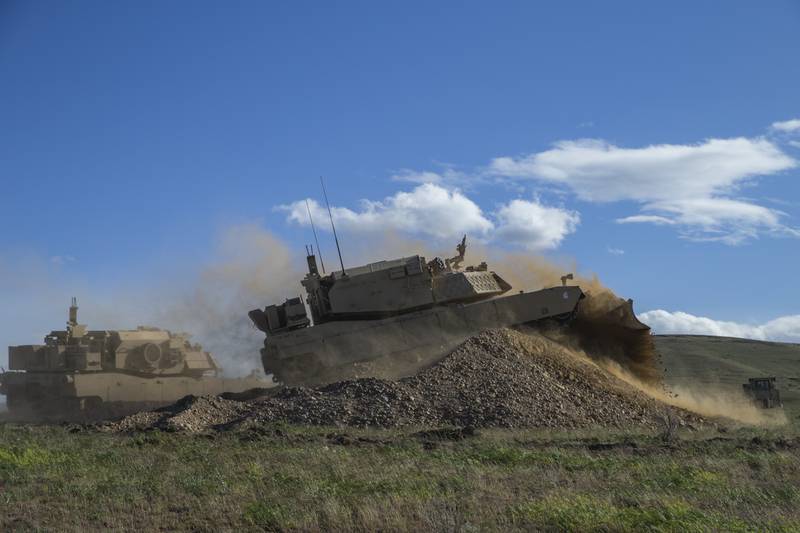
[250,237,653,385]
[1,299,274,421]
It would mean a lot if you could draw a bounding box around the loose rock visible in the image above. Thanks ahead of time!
[102,329,702,433]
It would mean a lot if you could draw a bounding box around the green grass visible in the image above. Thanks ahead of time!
[1,423,799,531]
[508,494,763,532]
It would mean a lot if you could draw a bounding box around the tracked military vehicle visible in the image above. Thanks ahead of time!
[250,237,653,385]
[743,377,782,409]
[0,299,273,420]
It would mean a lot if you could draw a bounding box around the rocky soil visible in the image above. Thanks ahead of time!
[103,329,703,433]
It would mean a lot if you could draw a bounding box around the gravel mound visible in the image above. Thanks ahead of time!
[102,329,703,433]
[107,395,249,433]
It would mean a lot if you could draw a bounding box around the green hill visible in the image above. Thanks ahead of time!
[655,335,800,421]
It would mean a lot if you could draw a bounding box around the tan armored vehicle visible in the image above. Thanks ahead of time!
[0,299,273,420]
[250,237,652,385]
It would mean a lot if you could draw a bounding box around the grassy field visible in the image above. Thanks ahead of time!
[1,423,799,532]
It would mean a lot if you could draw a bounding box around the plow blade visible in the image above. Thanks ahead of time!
[567,295,660,384]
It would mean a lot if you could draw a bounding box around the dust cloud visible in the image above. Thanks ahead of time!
[155,224,305,376]
[459,243,783,426]
[596,357,787,426]
[476,246,661,383]
[513,322,784,426]
[0,225,303,380]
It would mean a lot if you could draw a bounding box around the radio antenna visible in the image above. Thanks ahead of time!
[320,176,346,276]
[305,199,326,274]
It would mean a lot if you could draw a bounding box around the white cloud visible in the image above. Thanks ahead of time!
[280,184,579,251]
[490,137,797,243]
[771,118,800,133]
[641,309,800,342]
[281,123,800,249]
[281,183,494,240]
[490,138,794,202]
[606,247,625,255]
[390,167,476,187]
[617,215,676,225]
[633,197,795,244]
[790,140,800,149]
[390,170,444,184]
[645,198,779,226]
[494,199,580,251]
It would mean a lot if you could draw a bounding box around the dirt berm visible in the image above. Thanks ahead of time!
[103,329,703,433]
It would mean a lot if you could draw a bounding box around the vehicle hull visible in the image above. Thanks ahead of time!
[0,371,275,421]
[263,285,585,384]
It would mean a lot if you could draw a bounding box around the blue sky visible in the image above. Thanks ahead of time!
[1,0,800,368]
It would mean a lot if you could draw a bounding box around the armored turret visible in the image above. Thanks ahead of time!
[7,299,218,377]
[249,236,512,334]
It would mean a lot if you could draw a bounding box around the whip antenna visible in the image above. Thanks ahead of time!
[320,176,346,276]
[305,199,326,274]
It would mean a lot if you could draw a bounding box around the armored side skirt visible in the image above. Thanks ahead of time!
[264,286,584,384]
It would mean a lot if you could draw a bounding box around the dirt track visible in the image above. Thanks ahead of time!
[103,329,704,433]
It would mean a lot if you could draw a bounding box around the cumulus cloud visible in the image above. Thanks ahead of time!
[771,118,800,133]
[282,123,800,248]
[490,137,797,243]
[280,184,579,251]
[607,247,625,255]
[494,199,580,251]
[640,309,800,342]
[281,183,494,240]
